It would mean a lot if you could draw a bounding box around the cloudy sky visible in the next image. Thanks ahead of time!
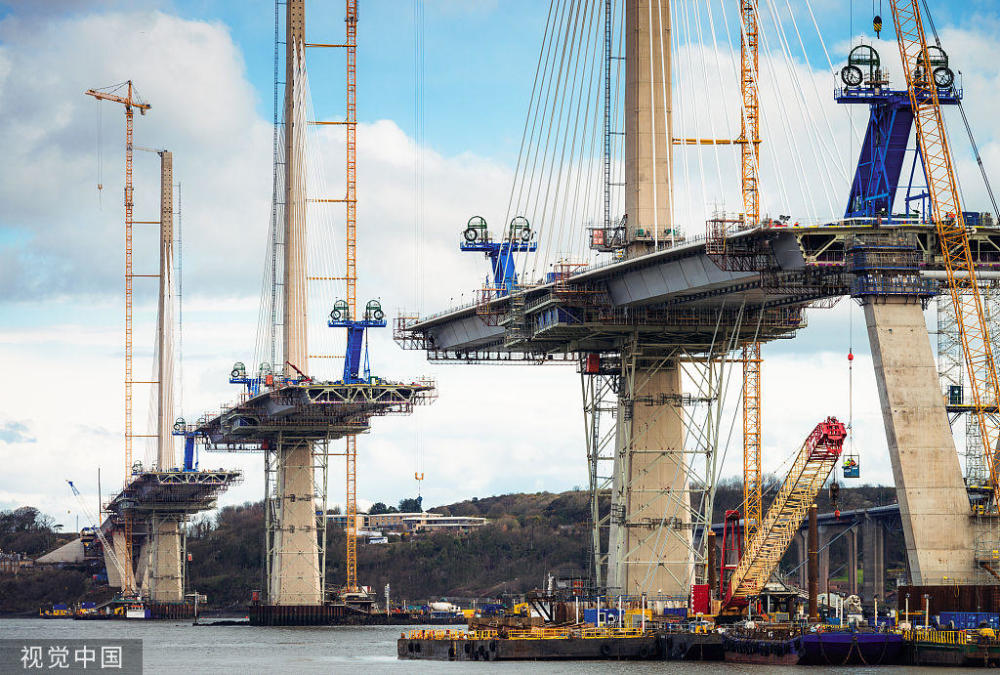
[0,0,998,529]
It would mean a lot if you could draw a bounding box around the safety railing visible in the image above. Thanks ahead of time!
[404,629,496,641]
[905,629,968,645]
[579,627,650,639]
[404,626,654,641]
[506,628,573,640]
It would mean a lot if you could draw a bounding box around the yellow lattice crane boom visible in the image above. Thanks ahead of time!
[726,418,847,603]
[85,81,151,596]
[889,0,1000,507]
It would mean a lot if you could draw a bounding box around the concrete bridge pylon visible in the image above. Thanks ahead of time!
[864,297,976,583]
[606,0,698,598]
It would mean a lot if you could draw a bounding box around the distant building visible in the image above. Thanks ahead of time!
[0,552,33,574]
[327,511,488,535]
[402,514,489,533]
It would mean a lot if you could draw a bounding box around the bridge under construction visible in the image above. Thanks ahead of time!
[78,0,1000,624]
[81,82,242,615]
[393,0,1000,614]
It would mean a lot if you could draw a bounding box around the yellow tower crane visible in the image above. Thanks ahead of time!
[738,0,763,545]
[301,0,361,597]
[674,2,764,545]
[343,0,359,595]
[889,0,1000,507]
[85,81,151,596]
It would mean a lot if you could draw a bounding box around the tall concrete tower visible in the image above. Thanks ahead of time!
[270,0,322,606]
[624,0,673,256]
[607,0,693,597]
[147,150,183,602]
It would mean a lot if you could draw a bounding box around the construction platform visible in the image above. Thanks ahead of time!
[106,469,243,515]
[195,378,437,448]
[247,604,466,627]
[398,627,723,662]
[396,219,1000,358]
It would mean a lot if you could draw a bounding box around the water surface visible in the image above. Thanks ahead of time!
[0,619,960,673]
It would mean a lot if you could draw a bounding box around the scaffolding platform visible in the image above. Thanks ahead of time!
[106,469,244,517]
[195,379,437,450]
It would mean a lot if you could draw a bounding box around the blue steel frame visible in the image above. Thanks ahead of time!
[460,238,538,293]
[836,86,960,221]
[328,315,387,384]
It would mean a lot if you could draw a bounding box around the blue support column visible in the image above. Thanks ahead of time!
[328,300,386,384]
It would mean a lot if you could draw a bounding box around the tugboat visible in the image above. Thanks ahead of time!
[39,603,72,619]
[124,601,149,620]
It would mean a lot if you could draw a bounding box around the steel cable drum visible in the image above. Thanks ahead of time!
[914,45,953,88]
[842,44,880,87]
[509,216,531,242]
[329,299,349,322]
[465,215,487,243]
[365,299,384,321]
[933,66,954,89]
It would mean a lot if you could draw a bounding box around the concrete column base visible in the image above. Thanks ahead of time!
[149,519,183,603]
[270,441,321,605]
[608,364,692,596]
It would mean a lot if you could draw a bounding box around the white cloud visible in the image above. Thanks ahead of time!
[0,9,271,301]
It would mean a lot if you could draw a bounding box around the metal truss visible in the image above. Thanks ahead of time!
[393,315,427,350]
[198,380,436,449]
[581,360,619,587]
[427,349,579,365]
[263,433,331,604]
[603,309,744,597]
[108,470,243,517]
[937,284,1000,489]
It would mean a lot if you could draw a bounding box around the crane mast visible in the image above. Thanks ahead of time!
[889,0,1000,507]
[740,0,762,544]
[84,81,151,596]
[66,481,130,590]
[343,0,360,595]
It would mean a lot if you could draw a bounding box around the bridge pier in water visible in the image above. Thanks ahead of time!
[269,439,322,605]
[268,0,322,607]
[862,515,886,603]
[145,516,183,602]
[608,358,692,596]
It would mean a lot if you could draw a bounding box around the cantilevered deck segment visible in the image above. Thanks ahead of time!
[195,379,437,449]
[399,220,1000,358]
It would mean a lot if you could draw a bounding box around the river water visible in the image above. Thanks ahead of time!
[0,618,955,673]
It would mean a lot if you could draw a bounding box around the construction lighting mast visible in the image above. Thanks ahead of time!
[889,1,1000,508]
[85,81,151,596]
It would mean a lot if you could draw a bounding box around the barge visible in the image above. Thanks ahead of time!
[722,624,905,666]
[397,627,723,662]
